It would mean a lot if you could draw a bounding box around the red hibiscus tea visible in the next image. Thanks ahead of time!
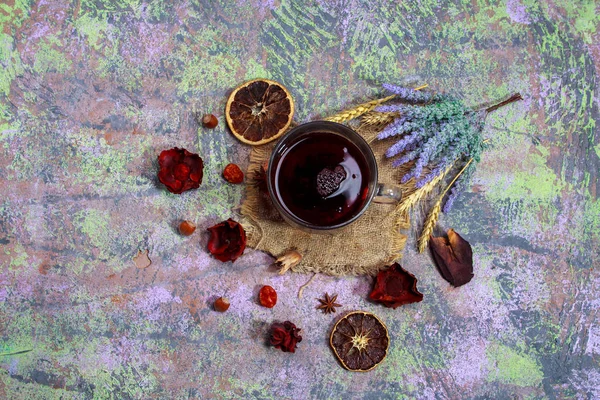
[270,131,371,228]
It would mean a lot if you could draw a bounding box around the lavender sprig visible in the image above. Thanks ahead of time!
[382,84,434,103]
[391,149,420,167]
[416,157,452,188]
[384,128,425,157]
[379,83,522,214]
[442,162,476,212]
[442,182,462,213]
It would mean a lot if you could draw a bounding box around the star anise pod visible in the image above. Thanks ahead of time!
[317,293,342,314]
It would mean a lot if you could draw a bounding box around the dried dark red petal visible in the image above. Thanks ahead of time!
[269,321,302,353]
[430,229,473,287]
[207,219,247,262]
[158,148,204,194]
[369,263,423,308]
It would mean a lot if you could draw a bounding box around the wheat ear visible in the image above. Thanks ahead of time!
[361,111,399,126]
[396,163,454,215]
[325,94,397,123]
[417,158,474,253]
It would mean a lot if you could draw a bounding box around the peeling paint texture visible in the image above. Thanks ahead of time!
[1,1,599,399]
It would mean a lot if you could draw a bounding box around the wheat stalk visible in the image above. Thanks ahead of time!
[396,163,454,215]
[417,158,474,253]
[325,94,397,123]
[361,111,399,126]
[418,201,442,254]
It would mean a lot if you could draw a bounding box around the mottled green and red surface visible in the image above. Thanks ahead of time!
[1,0,599,398]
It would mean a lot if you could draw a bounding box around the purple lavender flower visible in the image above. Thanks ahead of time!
[375,104,410,113]
[392,149,419,167]
[378,120,421,142]
[384,128,424,157]
[377,116,408,140]
[382,83,433,103]
[416,158,452,188]
[408,135,437,181]
[442,183,462,213]
[400,168,418,184]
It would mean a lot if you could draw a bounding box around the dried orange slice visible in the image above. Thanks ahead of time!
[330,311,389,372]
[225,79,294,145]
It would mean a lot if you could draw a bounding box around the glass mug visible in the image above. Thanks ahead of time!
[267,121,402,232]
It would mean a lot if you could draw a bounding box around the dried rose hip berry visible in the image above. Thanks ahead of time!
[259,285,277,308]
[202,114,218,128]
[179,220,196,236]
[214,297,230,312]
[223,163,244,184]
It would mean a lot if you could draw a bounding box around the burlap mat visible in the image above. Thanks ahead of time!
[241,124,416,276]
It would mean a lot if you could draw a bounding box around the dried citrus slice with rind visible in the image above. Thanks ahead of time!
[225,79,295,145]
[330,311,390,372]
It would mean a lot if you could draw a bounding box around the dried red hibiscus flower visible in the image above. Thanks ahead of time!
[207,219,247,262]
[270,321,302,353]
[369,263,423,308]
[430,229,473,287]
[158,148,204,194]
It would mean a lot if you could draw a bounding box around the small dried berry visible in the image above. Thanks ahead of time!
[223,163,244,184]
[316,166,346,197]
[179,220,196,236]
[259,285,277,308]
[214,297,230,312]
[202,114,218,128]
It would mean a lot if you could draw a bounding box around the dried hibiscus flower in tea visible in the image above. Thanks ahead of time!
[207,219,247,262]
[430,229,473,287]
[158,147,204,194]
[269,321,302,353]
[369,263,423,308]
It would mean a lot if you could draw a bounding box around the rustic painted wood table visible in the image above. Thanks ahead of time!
[1,1,599,399]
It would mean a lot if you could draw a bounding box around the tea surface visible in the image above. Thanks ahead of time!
[273,132,370,227]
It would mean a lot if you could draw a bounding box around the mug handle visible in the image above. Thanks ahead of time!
[373,183,403,204]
